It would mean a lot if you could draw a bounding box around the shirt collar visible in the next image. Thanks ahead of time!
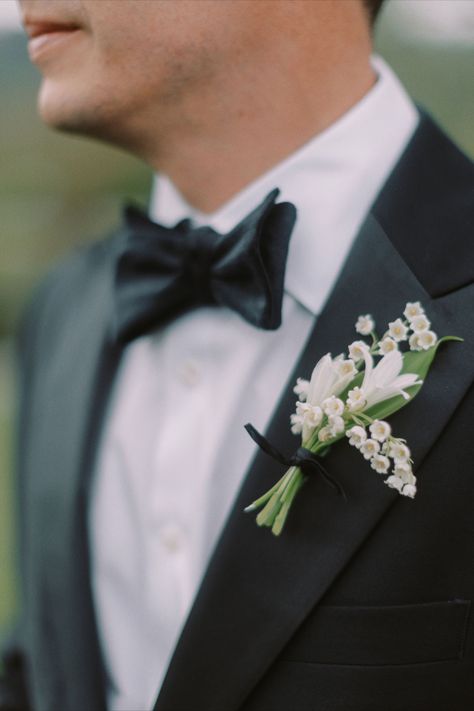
[150,56,419,316]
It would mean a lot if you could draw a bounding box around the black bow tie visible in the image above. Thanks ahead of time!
[112,188,297,344]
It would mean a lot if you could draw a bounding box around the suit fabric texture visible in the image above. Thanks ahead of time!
[1,113,474,711]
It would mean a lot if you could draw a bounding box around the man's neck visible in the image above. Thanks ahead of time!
[159,72,376,214]
[128,5,376,213]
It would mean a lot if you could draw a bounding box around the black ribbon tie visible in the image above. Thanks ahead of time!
[245,423,347,500]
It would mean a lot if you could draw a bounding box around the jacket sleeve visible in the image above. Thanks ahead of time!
[0,284,49,711]
[0,634,30,710]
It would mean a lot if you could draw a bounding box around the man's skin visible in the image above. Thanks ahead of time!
[19,0,375,212]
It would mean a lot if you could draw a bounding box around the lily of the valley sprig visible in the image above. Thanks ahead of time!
[245,301,462,536]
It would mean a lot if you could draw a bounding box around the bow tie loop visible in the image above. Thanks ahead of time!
[113,188,297,344]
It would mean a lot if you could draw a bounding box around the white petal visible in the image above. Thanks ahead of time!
[385,475,404,492]
[293,378,309,400]
[361,349,375,390]
[307,354,337,406]
[372,350,404,388]
[402,484,417,498]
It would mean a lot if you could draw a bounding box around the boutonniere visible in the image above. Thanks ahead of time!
[245,301,462,536]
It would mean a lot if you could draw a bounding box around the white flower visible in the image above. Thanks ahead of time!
[378,337,398,355]
[304,406,324,429]
[389,441,411,462]
[360,438,380,460]
[322,395,345,417]
[293,377,309,401]
[336,359,357,379]
[306,353,357,408]
[369,420,391,442]
[404,302,424,321]
[318,425,334,442]
[355,314,375,336]
[385,475,404,492]
[328,415,345,435]
[388,318,408,342]
[393,463,417,493]
[396,471,417,491]
[348,340,370,363]
[295,401,306,416]
[346,425,367,448]
[410,314,431,333]
[306,354,335,406]
[370,454,391,474]
[296,401,323,441]
[409,333,423,351]
[360,349,422,409]
[346,386,367,412]
[417,330,438,350]
[393,460,413,479]
[306,354,339,407]
[290,413,304,435]
[402,483,417,498]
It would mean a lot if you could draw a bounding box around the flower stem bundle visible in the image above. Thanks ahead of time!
[245,301,462,536]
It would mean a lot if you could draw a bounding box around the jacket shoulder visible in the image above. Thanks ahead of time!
[17,230,120,366]
[373,112,474,296]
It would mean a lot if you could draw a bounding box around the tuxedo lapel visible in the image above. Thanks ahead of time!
[155,215,474,708]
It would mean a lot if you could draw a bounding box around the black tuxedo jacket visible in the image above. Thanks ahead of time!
[1,113,474,711]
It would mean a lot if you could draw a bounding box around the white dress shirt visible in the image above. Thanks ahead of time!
[89,57,419,711]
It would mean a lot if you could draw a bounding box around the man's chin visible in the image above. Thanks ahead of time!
[38,86,87,135]
[38,80,114,139]
[36,79,151,160]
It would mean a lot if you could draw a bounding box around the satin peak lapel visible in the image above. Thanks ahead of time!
[155,214,474,711]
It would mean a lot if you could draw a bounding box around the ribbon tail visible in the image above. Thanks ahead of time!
[293,447,348,500]
[314,464,348,501]
[244,423,290,467]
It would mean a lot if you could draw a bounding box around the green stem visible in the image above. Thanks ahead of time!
[278,465,299,497]
[245,422,347,534]
[353,412,375,426]
[272,469,305,536]
[254,466,296,526]
[256,490,282,527]
[244,475,286,512]
[280,467,301,503]
[370,331,379,351]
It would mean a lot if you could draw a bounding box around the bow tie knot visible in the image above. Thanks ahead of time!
[112,188,297,344]
[181,223,219,303]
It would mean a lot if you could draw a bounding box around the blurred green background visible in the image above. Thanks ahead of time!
[1,1,473,635]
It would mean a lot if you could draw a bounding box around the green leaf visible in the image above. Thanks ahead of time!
[364,336,462,421]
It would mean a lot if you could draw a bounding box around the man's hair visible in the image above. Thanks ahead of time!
[363,0,386,24]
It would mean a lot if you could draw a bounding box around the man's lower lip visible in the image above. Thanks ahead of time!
[28,29,82,62]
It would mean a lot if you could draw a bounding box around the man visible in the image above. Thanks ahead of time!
[1,0,473,709]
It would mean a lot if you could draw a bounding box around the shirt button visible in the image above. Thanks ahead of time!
[177,359,201,387]
[160,523,185,553]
